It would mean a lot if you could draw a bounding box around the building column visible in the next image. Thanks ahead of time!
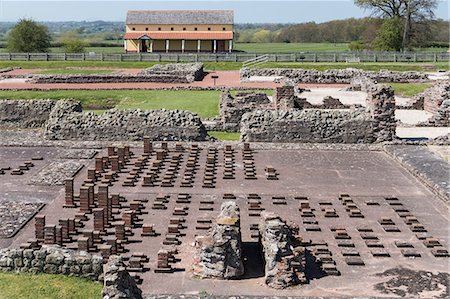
[149,40,153,53]
[197,40,201,53]
[229,40,233,53]
[165,40,170,53]
[138,40,141,53]
[213,40,217,53]
[124,40,127,52]
[182,40,185,53]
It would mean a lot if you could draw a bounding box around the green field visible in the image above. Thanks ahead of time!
[0,61,447,72]
[389,83,432,97]
[208,131,241,141]
[0,273,102,299]
[0,90,220,118]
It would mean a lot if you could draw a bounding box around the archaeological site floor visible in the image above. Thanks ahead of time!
[0,143,449,297]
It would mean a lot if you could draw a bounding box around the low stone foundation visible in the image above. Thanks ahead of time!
[139,63,205,82]
[0,245,103,280]
[241,68,428,84]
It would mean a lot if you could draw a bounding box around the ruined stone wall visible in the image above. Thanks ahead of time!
[44,100,208,141]
[103,255,142,299]
[0,245,103,280]
[0,99,57,128]
[419,100,450,127]
[240,109,376,143]
[219,91,272,131]
[259,212,306,289]
[366,85,396,142]
[28,74,193,84]
[193,201,244,279]
[241,68,428,84]
[139,63,205,82]
[419,81,450,114]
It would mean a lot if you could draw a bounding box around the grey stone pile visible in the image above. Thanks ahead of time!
[0,245,103,280]
[350,77,377,92]
[28,161,83,186]
[44,100,208,141]
[0,99,56,128]
[241,68,428,84]
[193,201,244,279]
[259,211,306,289]
[366,84,396,142]
[240,109,375,143]
[139,63,205,82]
[103,255,143,299]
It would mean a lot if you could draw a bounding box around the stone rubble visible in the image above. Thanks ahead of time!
[28,160,83,186]
[193,201,244,279]
[241,68,429,84]
[259,211,306,289]
[0,99,57,128]
[103,255,143,299]
[139,63,205,82]
[0,200,44,238]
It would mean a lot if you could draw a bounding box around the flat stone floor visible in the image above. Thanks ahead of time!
[1,143,449,297]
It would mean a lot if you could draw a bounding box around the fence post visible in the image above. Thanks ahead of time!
[81,53,85,60]
[393,53,396,62]
[46,53,49,61]
[314,53,317,63]
[413,53,417,62]
[333,53,337,62]
[100,53,104,61]
[373,53,377,63]
[27,53,30,61]
[434,53,437,62]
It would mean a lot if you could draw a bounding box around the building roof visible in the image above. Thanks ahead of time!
[124,31,233,40]
[126,10,234,25]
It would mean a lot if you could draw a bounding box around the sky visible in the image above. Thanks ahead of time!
[0,0,448,23]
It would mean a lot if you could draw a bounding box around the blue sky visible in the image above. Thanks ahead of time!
[0,0,448,23]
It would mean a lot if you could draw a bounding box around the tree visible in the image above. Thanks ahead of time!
[355,0,438,49]
[7,19,51,52]
[374,18,404,51]
[60,31,85,53]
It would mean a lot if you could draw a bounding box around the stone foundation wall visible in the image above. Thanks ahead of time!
[366,85,396,142]
[240,109,375,143]
[44,100,208,141]
[0,245,103,281]
[241,68,428,84]
[193,201,244,279]
[139,63,205,82]
[259,212,306,289]
[420,81,450,114]
[419,100,450,127]
[28,74,193,84]
[0,99,57,128]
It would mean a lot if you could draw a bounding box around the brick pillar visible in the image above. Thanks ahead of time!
[58,219,70,241]
[64,179,75,208]
[114,221,126,241]
[79,186,90,212]
[143,136,152,154]
[107,146,115,157]
[35,215,45,241]
[44,225,56,244]
[95,157,104,173]
[98,184,110,225]
[87,168,96,182]
[93,208,105,233]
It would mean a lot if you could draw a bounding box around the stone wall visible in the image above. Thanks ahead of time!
[241,68,428,84]
[240,109,375,143]
[366,85,396,142]
[193,201,244,279]
[419,100,450,127]
[28,74,193,84]
[139,63,205,82]
[419,81,450,114]
[0,99,57,128]
[44,101,208,141]
[259,212,306,289]
[103,255,143,299]
[219,91,272,131]
[0,245,103,280]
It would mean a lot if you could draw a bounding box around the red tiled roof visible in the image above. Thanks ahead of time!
[124,31,233,40]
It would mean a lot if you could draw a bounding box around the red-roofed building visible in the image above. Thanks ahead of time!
[124,10,234,53]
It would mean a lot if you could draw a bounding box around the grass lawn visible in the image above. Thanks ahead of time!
[235,42,350,53]
[0,90,220,118]
[389,83,432,97]
[37,69,115,75]
[0,60,447,72]
[208,131,241,141]
[0,272,102,299]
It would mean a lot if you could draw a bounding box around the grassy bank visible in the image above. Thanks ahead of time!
[0,273,102,299]
[0,89,220,118]
[389,83,432,97]
[0,61,447,72]
[208,131,241,141]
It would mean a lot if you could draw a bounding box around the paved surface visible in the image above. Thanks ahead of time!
[384,145,450,202]
[1,142,449,297]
